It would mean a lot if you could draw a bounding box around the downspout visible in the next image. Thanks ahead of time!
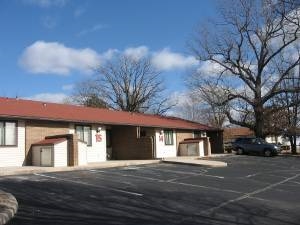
[151,135,156,159]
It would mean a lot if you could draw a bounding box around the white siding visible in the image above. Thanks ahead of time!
[53,141,68,167]
[87,125,106,163]
[199,140,205,157]
[78,141,87,165]
[155,129,177,158]
[69,124,107,163]
[0,120,25,167]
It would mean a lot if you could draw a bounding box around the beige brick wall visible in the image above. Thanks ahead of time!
[25,120,70,165]
[70,135,79,166]
[112,126,154,160]
[176,130,193,153]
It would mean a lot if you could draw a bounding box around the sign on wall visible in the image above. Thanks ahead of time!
[159,135,164,142]
[95,133,102,142]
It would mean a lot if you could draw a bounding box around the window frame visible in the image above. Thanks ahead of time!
[164,130,174,146]
[75,125,92,146]
[0,120,18,147]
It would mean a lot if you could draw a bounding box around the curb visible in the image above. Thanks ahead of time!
[0,191,18,225]
[162,159,227,168]
[0,158,228,178]
[278,154,300,158]
[0,160,161,177]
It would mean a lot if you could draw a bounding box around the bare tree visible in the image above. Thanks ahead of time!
[273,66,300,153]
[71,55,172,114]
[189,0,300,137]
[173,93,208,123]
[70,80,107,108]
[173,90,227,128]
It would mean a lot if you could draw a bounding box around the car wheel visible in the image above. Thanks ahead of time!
[264,149,272,157]
[237,148,244,155]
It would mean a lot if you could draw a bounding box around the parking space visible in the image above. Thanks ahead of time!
[1,155,300,225]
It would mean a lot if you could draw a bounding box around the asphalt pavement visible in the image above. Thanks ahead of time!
[0,155,299,225]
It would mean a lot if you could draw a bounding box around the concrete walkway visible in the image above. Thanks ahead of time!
[0,190,18,225]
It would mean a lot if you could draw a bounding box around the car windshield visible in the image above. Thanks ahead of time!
[256,138,266,144]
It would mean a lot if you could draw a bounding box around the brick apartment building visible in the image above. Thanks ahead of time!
[0,97,223,167]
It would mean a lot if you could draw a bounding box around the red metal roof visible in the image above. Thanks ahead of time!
[0,97,213,130]
[32,138,67,146]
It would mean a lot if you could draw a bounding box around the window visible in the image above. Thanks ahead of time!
[164,130,174,145]
[136,127,147,138]
[76,125,92,146]
[0,121,17,146]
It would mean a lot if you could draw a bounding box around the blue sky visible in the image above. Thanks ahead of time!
[0,0,217,103]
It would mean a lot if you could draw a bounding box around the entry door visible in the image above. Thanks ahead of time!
[40,147,52,166]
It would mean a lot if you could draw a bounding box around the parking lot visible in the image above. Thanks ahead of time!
[1,155,300,225]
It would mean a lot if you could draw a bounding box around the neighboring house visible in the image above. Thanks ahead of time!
[223,127,254,142]
[223,127,254,152]
[265,135,286,145]
[0,97,223,167]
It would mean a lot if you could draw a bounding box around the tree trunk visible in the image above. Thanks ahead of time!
[254,105,264,138]
[290,135,297,154]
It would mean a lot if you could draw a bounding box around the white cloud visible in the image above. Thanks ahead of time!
[62,84,74,91]
[124,46,149,60]
[168,91,189,106]
[19,42,199,75]
[23,0,68,7]
[77,24,108,37]
[25,93,68,103]
[151,48,198,71]
[101,48,119,60]
[19,41,101,75]
[196,61,224,77]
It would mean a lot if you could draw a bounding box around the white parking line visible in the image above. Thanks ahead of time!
[143,167,208,175]
[88,170,238,193]
[290,181,300,185]
[167,180,243,194]
[137,167,225,179]
[244,168,300,179]
[34,173,143,197]
[166,174,201,182]
[245,173,260,178]
[200,173,300,215]
[89,170,163,182]
[245,173,289,179]
[200,174,225,179]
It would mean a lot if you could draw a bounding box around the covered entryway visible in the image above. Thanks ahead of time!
[109,126,155,160]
